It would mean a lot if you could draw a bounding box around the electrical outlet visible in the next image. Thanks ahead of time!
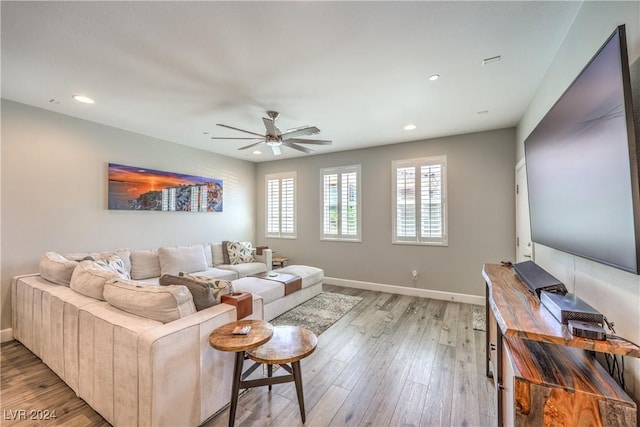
[411,270,418,279]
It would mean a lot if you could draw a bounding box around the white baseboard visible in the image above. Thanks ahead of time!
[324,277,484,306]
[1,328,14,343]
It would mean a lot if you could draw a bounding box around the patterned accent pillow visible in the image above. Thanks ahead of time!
[226,241,255,265]
[162,273,233,305]
[187,274,233,300]
[39,252,79,286]
[95,255,131,279]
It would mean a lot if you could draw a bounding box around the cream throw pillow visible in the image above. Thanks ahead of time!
[70,256,130,300]
[39,252,78,286]
[104,279,196,323]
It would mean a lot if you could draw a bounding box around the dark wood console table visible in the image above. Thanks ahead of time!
[483,263,638,426]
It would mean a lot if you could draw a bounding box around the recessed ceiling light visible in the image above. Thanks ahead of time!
[404,124,417,130]
[253,150,262,155]
[428,74,440,81]
[203,131,209,135]
[477,110,489,115]
[48,99,60,104]
[72,94,95,104]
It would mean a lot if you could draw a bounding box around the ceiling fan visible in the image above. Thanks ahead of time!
[211,111,332,156]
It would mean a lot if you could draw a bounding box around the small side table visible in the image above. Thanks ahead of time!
[272,256,288,268]
[209,320,274,427]
[246,326,317,423]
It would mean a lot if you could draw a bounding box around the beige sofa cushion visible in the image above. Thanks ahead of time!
[103,279,196,323]
[276,265,324,288]
[211,243,225,266]
[217,262,266,278]
[158,245,207,276]
[232,277,284,304]
[130,249,161,280]
[63,249,131,267]
[39,250,133,286]
[70,256,130,300]
[203,243,213,267]
[39,252,78,286]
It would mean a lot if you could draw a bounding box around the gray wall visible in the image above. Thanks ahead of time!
[1,101,515,332]
[256,128,516,297]
[1,100,256,329]
[516,1,640,401]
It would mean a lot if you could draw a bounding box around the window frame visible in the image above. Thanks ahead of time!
[265,171,297,239]
[320,164,362,242]
[392,156,448,246]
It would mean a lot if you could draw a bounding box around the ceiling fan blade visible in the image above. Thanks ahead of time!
[238,141,265,150]
[216,123,264,138]
[281,126,320,140]
[210,137,263,140]
[283,141,314,154]
[262,117,281,137]
[285,138,332,145]
[271,145,282,156]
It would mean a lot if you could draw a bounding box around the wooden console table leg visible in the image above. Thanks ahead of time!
[291,361,306,423]
[228,351,245,427]
[496,327,504,426]
[485,281,492,378]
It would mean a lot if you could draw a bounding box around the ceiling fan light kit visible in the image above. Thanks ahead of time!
[211,111,332,156]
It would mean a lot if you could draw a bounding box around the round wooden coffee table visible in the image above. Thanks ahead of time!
[246,325,317,423]
[209,320,274,427]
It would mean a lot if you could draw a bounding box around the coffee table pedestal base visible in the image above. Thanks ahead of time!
[229,357,307,425]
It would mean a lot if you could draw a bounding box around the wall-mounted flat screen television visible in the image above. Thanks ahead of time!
[525,25,640,274]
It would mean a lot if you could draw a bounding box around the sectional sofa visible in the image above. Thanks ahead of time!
[11,243,323,426]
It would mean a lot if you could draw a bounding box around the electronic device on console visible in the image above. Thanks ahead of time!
[540,290,605,324]
[513,261,567,298]
[568,320,607,341]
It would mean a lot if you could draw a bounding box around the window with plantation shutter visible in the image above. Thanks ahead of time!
[321,165,361,241]
[392,156,447,246]
[265,172,297,239]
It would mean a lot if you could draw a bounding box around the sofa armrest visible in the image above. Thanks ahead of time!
[254,248,272,272]
[77,294,263,427]
[137,295,264,426]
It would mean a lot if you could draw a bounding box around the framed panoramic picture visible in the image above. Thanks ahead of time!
[108,163,223,212]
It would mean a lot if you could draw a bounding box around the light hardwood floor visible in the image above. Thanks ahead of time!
[1,285,496,426]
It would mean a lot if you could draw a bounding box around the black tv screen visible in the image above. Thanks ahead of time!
[525,25,640,274]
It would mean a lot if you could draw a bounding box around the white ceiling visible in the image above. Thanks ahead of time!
[1,1,582,162]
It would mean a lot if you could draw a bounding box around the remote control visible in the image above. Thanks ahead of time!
[232,325,251,335]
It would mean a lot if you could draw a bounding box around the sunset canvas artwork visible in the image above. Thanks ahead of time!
[108,163,223,212]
